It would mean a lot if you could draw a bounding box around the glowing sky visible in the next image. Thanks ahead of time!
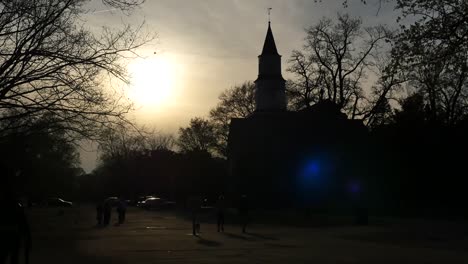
[79,0,398,172]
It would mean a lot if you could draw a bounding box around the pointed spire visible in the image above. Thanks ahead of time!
[268,7,272,23]
[261,22,279,56]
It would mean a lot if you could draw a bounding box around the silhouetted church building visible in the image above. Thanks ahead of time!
[227,23,368,208]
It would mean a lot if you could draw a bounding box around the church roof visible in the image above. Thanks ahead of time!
[261,22,279,56]
[298,99,343,117]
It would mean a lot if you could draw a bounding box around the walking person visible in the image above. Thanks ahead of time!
[187,195,202,236]
[116,201,122,224]
[96,202,103,226]
[216,195,226,232]
[103,200,111,226]
[239,195,249,233]
[1,193,31,264]
[117,198,127,224]
[121,199,127,224]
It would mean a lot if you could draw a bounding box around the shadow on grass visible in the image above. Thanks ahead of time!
[245,232,278,241]
[264,242,299,248]
[196,236,222,247]
[222,232,254,241]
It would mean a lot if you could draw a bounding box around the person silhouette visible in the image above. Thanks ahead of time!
[103,200,112,226]
[96,202,103,226]
[239,195,249,233]
[117,198,126,224]
[187,195,202,236]
[216,195,226,232]
[0,194,31,264]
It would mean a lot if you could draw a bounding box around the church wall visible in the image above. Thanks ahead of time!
[227,112,370,210]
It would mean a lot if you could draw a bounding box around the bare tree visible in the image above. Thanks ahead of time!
[212,82,256,119]
[314,0,391,15]
[286,51,327,110]
[341,0,389,11]
[98,124,147,162]
[288,14,391,118]
[362,45,407,127]
[146,132,175,151]
[395,0,468,60]
[209,81,256,157]
[177,118,217,155]
[97,123,176,164]
[0,0,153,140]
[102,0,145,12]
[393,0,468,124]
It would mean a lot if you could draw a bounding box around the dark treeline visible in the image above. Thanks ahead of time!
[0,121,84,202]
[80,149,226,204]
[78,126,227,203]
[367,95,468,219]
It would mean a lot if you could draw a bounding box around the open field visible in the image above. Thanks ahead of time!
[26,205,468,264]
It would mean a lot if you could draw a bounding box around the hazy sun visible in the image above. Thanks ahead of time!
[128,55,177,109]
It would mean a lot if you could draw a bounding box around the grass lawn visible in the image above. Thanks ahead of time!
[24,205,468,264]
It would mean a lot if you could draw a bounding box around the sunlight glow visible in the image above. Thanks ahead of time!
[128,55,178,109]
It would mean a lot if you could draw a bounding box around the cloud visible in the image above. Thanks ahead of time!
[80,0,400,171]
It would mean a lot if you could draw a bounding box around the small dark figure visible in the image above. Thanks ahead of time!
[239,195,249,233]
[121,200,127,223]
[188,195,202,235]
[0,197,31,264]
[216,195,226,232]
[96,202,103,226]
[117,199,127,224]
[103,201,112,226]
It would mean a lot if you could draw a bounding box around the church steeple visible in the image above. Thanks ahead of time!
[254,22,286,112]
[261,22,279,56]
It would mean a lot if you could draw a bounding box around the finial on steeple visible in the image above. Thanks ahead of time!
[260,10,279,56]
[268,8,272,24]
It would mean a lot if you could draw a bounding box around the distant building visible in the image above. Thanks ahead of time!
[227,22,369,209]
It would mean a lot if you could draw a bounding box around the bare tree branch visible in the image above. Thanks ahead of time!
[288,13,392,118]
[0,0,154,141]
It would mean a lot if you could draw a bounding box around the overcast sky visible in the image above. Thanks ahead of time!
[79,0,399,172]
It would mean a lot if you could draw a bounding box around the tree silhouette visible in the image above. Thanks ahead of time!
[0,0,153,140]
[177,118,217,155]
[287,14,390,118]
[0,118,83,198]
[209,81,256,157]
[393,93,427,126]
[102,0,145,12]
[98,125,175,163]
[146,132,175,152]
[98,125,147,163]
[393,0,468,124]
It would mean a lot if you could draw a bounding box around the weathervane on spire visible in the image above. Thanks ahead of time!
[268,7,272,23]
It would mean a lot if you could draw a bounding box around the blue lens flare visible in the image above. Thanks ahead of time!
[304,161,320,178]
[297,159,326,206]
[348,181,361,194]
[300,160,323,186]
